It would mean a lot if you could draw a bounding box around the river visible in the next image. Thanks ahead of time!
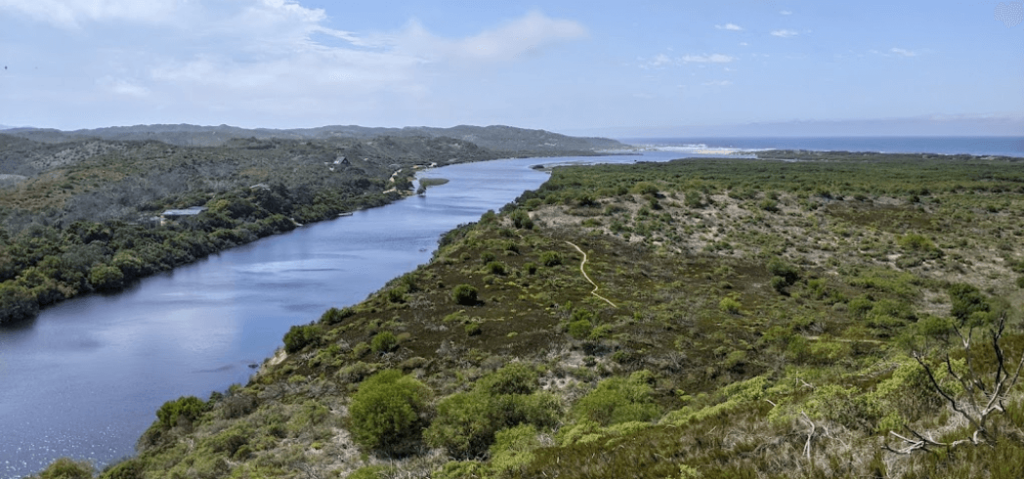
[0,151,689,479]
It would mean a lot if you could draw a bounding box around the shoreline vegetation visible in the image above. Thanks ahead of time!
[30,149,1024,479]
[0,126,623,325]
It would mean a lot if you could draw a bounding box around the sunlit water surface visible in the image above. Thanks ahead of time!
[0,151,686,478]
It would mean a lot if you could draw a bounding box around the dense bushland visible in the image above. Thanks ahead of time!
[0,134,507,323]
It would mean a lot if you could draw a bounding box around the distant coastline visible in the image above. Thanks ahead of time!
[621,136,1024,158]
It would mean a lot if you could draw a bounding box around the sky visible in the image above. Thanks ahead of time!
[0,0,1022,136]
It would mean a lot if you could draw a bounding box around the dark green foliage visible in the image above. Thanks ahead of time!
[570,371,660,426]
[476,363,539,396]
[371,331,398,353]
[465,323,482,336]
[100,459,143,479]
[511,209,534,229]
[947,283,989,323]
[319,306,354,325]
[283,323,319,353]
[0,282,39,322]
[386,287,406,303]
[348,465,397,479]
[89,264,124,292]
[540,251,562,267]
[567,319,593,339]
[424,391,500,458]
[452,284,479,305]
[485,261,507,275]
[766,257,799,285]
[37,458,93,479]
[425,365,557,458]
[156,396,207,430]
[769,275,788,294]
[348,370,431,452]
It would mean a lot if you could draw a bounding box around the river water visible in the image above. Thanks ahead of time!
[0,151,686,479]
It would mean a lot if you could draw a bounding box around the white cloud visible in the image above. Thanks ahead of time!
[771,30,798,38]
[890,47,918,57]
[390,10,587,63]
[98,77,151,97]
[739,42,749,46]
[703,80,732,87]
[641,53,734,69]
[1,1,589,126]
[0,0,185,29]
[715,23,743,31]
[681,54,734,63]
[780,10,793,15]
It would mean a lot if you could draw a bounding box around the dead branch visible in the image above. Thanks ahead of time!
[888,313,1022,455]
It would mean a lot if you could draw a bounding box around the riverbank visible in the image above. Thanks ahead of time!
[37,150,1024,479]
[2,152,659,479]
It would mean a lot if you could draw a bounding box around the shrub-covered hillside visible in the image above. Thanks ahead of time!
[0,134,505,323]
[44,152,1024,479]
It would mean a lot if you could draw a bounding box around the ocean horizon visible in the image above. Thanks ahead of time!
[619,136,1024,158]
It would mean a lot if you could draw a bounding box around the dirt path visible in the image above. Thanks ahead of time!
[565,241,617,308]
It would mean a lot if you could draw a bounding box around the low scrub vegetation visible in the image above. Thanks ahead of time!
[33,151,1024,478]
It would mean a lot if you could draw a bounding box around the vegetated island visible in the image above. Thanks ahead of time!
[32,150,1024,479]
[0,125,625,324]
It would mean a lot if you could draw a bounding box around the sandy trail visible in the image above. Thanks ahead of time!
[565,241,617,308]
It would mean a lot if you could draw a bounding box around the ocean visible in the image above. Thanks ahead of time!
[619,137,1024,158]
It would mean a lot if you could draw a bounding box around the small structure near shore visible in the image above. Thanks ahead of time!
[160,206,208,225]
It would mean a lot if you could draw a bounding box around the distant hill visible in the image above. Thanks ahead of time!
[3,124,626,154]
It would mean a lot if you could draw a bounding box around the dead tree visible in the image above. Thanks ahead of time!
[885,313,1024,454]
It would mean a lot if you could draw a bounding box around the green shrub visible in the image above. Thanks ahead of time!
[371,331,399,353]
[490,424,541,475]
[631,182,659,195]
[89,264,124,292]
[452,284,479,305]
[485,261,507,275]
[319,306,355,325]
[567,319,593,339]
[948,283,989,322]
[1017,276,1024,289]
[897,233,938,252]
[347,465,396,479]
[769,275,788,294]
[571,371,661,426]
[101,459,143,479]
[540,251,563,267]
[424,391,499,458]
[283,323,319,353]
[348,370,431,452]
[465,323,482,336]
[511,209,534,229]
[524,262,538,275]
[433,461,487,479]
[386,288,406,303]
[38,458,93,479]
[684,191,704,208]
[476,363,539,396]
[156,396,207,429]
[767,257,799,284]
[718,297,741,314]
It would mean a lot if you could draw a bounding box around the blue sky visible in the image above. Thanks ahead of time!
[1,0,1021,135]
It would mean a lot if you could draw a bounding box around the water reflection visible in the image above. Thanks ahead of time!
[0,151,678,478]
